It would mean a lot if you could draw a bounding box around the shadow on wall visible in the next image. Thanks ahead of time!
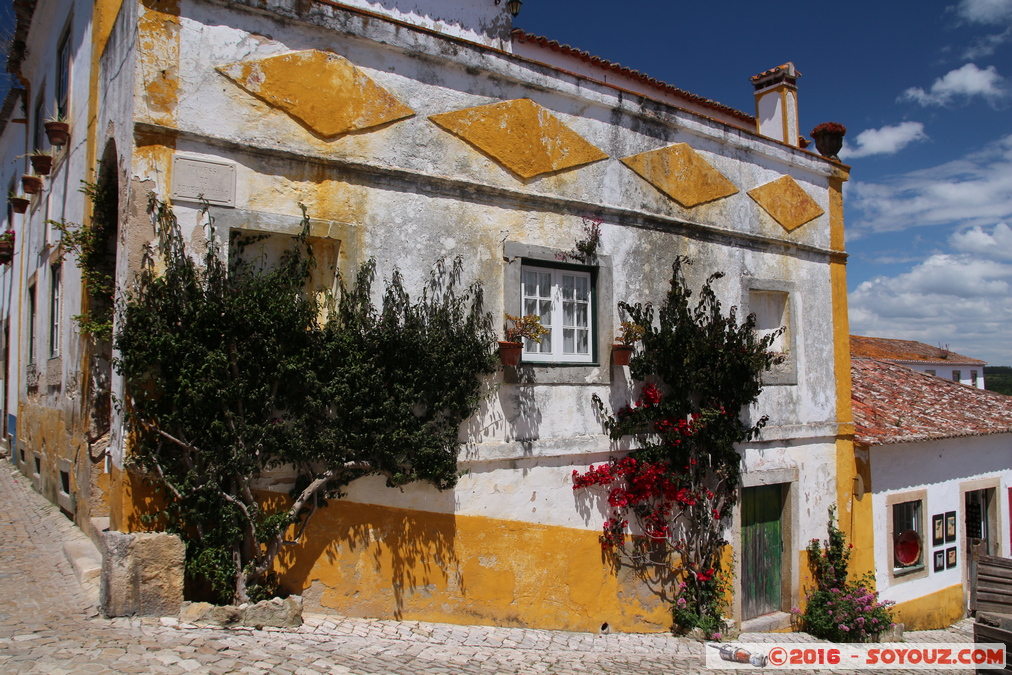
[275,490,458,620]
[499,366,541,450]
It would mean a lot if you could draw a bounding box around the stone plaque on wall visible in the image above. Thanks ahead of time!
[170,156,236,207]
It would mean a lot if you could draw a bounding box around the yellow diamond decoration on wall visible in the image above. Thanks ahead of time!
[748,175,824,232]
[430,99,607,180]
[217,50,414,139]
[620,143,738,208]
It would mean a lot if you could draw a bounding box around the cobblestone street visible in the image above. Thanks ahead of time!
[0,457,981,674]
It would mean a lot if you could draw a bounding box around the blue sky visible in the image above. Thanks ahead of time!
[517,0,1012,364]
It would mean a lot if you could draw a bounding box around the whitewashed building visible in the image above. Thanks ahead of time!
[852,335,986,390]
[852,356,1012,629]
[1,0,861,631]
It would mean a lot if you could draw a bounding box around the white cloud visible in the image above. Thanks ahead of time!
[955,0,1012,24]
[963,26,1012,58]
[847,134,1012,235]
[839,122,928,160]
[849,249,1012,364]
[901,63,1008,106]
[951,222,1012,259]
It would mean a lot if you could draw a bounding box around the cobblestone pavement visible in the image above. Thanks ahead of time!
[0,457,980,674]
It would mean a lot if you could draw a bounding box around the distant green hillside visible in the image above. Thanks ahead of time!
[985,366,1012,396]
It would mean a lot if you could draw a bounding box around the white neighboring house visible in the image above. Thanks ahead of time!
[851,335,986,389]
[852,356,1012,630]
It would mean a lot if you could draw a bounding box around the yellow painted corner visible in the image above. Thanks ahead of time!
[430,98,607,180]
[829,177,846,252]
[890,584,965,631]
[217,50,414,139]
[748,175,824,232]
[138,0,181,127]
[621,143,738,208]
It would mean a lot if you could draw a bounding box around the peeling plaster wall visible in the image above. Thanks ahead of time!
[95,0,849,629]
[0,0,852,632]
[4,0,104,530]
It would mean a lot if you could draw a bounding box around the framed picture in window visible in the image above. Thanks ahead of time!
[945,511,957,543]
[932,514,945,546]
[946,547,958,569]
[933,549,945,572]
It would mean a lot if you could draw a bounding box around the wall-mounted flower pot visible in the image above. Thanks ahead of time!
[21,175,43,195]
[30,154,52,176]
[498,341,523,366]
[8,196,29,214]
[44,121,69,146]
[0,240,14,263]
[612,344,634,366]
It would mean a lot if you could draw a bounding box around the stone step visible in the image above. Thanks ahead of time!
[63,538,103,589]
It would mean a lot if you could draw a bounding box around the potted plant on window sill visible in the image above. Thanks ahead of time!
[500,314,549,366]
[44,114,70,146]
[21,173,43,195]
[29,149,53,176]
[612,321,644,366]
[0,229,15,263]
[8,193,29,214]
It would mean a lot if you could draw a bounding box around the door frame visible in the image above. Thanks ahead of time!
[733,468,798,629]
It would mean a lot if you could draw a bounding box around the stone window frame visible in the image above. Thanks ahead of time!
[741,277,798,386]
[886,489,929,584]
[503,242,614,385]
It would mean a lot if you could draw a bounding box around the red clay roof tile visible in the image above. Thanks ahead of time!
[852,357,1012,446]
[850,335,985,365]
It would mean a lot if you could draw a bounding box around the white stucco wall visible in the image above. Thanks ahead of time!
[871,434,1012,606]
[117,0,845,541]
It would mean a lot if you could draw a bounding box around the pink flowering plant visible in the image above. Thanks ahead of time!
[573,257,784,637]
[798,506,894,642]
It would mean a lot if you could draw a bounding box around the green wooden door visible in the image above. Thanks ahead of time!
[741,484,783,620]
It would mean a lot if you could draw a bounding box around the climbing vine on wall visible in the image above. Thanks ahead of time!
[116,196,497,604]
[51,177,118,340]
[573,257,784,638]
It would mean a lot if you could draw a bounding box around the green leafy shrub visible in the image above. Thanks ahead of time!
[116,197,497,603]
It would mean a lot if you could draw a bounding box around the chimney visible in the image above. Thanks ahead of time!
[750,63,801,148]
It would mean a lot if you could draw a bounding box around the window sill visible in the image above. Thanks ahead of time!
[503,361,610,385]
[891,563,928,584]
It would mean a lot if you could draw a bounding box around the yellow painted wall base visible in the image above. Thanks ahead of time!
[109,464,169,533]
[891,584,965,631]
[277,499,672,633]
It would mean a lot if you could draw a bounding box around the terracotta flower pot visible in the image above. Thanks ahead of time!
[612,344,634,366]
[498,341,523,366]
[8,196,29,214]
[21,175,43,195]
[44,121,69,146]
[30,154,52,176]
[812,131,844,159]
[0,240,14,263]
